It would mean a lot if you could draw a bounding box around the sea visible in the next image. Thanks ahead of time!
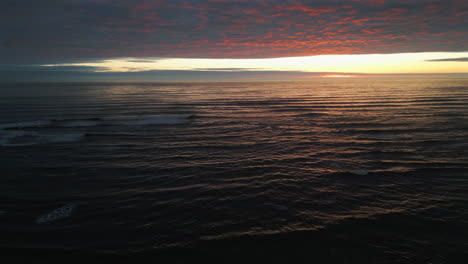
[1,79,467,263]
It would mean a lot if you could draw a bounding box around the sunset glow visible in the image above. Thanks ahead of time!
[1,1,468,261]
[42,52,468,77]
[1,0,466,81]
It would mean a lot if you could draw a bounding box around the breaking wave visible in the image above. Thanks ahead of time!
[0,130,84,146]
[0,115,193,130]
[0,120,51,130]
[0,115,193,146]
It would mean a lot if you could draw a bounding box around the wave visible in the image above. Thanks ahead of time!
[325,161,371,175]
[0,120,51,130]
[0,115,193,130]
[36,203,77,224]
[124,115,192,125]
[59,120,100,127]
[0,130,84,147]
[46,133,84,144]
[0,115,193,146]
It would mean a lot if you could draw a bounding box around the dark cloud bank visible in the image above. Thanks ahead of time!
[0,0,466,65]
[0,65,323,82]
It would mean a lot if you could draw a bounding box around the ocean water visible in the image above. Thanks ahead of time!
[1,79,467,262]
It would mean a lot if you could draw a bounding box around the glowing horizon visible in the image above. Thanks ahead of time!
[43,52,468,75]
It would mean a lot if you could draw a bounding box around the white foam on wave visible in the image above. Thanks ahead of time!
[36,203,76,224]
[0,130,83,147]
[1,115,193,131]
[0,119,100,129]
[0,120,51,130]
[0,130,38,146]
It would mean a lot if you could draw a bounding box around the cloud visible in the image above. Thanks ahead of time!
[426,57,468,62]
[0,64,107,72]
[0,65,109,82]
[0,68,315,82]
[0,0,467,64]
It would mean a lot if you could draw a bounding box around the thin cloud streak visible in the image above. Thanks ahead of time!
[426,57,468,62]
[1,67,465,83]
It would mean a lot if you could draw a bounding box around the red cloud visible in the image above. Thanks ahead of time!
[1,0,467,64]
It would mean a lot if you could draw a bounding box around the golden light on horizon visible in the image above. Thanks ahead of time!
[43,52,468,75]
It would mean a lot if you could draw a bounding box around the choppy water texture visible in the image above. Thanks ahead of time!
[1,79,468,262]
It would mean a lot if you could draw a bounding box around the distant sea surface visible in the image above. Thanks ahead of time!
[1,79,467,262]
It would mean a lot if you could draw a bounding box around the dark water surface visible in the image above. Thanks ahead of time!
[1,79,467,262]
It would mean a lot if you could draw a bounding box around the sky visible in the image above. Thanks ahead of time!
[0,0,467,81]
